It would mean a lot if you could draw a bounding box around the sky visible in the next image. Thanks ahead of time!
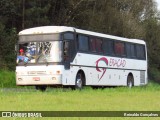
[155,0,160,10]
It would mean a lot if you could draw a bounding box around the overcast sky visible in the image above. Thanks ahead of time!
[155,0,160,10]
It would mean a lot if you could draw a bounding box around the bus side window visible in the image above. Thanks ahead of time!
[90,37,96,52]
[136,44,146,60]
[126,43,137,58]
[126,43,131,58]
[78,35,89,52]
[64,33,74,40]
[89,37,103,53]
[103,39,114,56]
[96,38,103,53]
[103,40,109,55]
[131,44,136,58]
[108,40,114,56]
[114,42,125,56]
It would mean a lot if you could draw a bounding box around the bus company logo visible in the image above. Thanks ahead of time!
[96,57,108,81]
[96,57,126,81]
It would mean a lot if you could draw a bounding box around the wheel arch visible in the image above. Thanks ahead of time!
[76,69,86,86]
[127,72,134,86]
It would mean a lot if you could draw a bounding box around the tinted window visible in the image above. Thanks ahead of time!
[114,42,125,56]
[90,37,103,53]
[126,43,131,58]
[96,38,103,53]
[90,37,96,52]
[131,44,136,58]
[78,35,89,51]
[136,44,146,59]
[103,39,114,55]
[126,43,136,58]
[64,33,74,40]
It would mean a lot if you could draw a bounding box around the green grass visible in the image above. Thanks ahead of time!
[1,85,160,111]
[0,82,160,120]
[0,70,160,119]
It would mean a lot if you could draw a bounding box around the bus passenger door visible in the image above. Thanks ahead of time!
[62,32,77,85]
[63,41,70,70]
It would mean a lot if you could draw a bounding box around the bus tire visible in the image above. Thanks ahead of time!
[35,85,47,91]
[75,73,83,90]
[127,74,134,88]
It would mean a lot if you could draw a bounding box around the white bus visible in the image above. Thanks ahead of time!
[16,26,147,90]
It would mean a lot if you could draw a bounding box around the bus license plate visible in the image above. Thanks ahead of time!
[33,77,40,81]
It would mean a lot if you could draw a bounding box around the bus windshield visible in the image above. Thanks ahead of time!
[17,41,62,64]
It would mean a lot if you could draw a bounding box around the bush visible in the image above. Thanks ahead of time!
[149,67,160,83]
[0,70,16,88]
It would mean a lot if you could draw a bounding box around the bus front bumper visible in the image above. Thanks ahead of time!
[16,75,62,85]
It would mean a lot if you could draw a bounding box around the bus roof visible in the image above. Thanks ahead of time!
[75,29,145,44]
[19,26,74,35]
[19,26,145,44]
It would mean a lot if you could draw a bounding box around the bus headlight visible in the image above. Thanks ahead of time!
[52,75,62,81]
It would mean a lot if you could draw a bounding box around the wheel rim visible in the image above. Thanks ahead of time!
[128,81,132,88]
[127,76,133,88]
[76,78,82,88]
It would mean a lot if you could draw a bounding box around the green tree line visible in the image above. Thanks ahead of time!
[0,0,160,82]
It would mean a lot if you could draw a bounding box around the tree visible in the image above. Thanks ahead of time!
[0,0,160,79]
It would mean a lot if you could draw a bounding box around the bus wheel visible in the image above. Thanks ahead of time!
[35,85,47,91]
[127,75,134,88]
[75,74,83,90]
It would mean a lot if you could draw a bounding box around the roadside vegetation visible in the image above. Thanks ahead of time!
[0,68,160,112]
[0,80,160,110]
[0,81,160,120]
[0,69,159,120]
[0,70,15,88]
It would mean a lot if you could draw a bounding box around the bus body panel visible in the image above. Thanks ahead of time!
[70,53,147,86]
